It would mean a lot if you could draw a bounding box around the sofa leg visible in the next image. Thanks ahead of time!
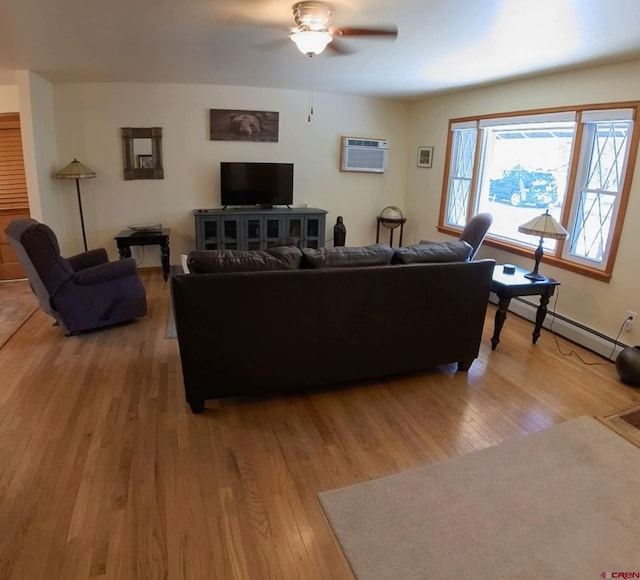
[189,399,205,414]
[457,359,473,372]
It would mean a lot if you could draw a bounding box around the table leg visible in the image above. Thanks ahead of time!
[160,239,170,282]
[118,245,131,260]
[491,295,511,351]
[532,290,552,344]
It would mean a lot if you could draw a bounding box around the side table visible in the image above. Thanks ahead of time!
[114,229,170,281]
[490,264,560,350]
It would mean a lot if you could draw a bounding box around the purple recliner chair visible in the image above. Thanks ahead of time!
[5,218,147,334]
[458,212,493,260]
[420,212,493,261]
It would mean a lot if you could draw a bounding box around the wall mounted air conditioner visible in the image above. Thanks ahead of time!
[340,137,389,173]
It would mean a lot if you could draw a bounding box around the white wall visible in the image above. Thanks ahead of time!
[52,82,409,260]
[405,59,640,343]
[0,85,19,112]
[17,71,64,229]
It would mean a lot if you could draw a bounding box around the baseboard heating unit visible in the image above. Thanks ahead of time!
[489,294,628,360]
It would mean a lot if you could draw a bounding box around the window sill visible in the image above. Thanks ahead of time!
[437,225,612,283]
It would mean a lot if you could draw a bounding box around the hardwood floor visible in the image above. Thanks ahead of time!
[0,279,37,348]
[0,269,637,579]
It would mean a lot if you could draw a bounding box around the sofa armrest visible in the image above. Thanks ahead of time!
[67,248,109,271]
[72,258,138,285]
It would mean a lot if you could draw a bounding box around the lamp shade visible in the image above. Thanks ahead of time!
[518,210,568,240]
[290,30,333,55]
[56,158,96,180]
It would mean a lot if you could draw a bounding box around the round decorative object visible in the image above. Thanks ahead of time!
[615,346,640,386]
[379,206,404,229]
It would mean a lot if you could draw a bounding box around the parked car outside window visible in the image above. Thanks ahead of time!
[489,166,558,207]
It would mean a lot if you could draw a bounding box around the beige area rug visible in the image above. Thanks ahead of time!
[601,403,640,449]
[0,279,38,348]
[319,416,640,580]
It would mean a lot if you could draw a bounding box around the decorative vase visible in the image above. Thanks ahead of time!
[615,346,640,386]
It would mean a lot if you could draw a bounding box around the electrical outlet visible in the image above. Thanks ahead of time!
[624,311,637,332]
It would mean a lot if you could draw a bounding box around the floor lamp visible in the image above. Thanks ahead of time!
[56,158,96,252]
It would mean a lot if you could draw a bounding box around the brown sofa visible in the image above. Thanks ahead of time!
[171,243,495,413]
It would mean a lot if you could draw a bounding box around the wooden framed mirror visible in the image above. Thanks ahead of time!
[122,127,164,180]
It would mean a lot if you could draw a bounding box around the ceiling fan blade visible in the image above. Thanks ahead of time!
[329,25,398,39]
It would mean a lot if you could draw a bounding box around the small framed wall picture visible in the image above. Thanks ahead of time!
[417,146,434,168]
[137,154,154,169]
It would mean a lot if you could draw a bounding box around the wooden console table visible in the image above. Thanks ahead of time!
[193,208,327,251]
[490,264,560,350]
[114,229,170,281]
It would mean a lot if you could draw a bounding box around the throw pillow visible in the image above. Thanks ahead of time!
[301,243,394,269]
[391,241,473,264]
[187,245,303,274]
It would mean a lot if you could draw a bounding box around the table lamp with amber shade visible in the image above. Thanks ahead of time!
[517,210,568,281]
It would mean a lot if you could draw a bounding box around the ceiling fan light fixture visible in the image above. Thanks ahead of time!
[290,29,332,56]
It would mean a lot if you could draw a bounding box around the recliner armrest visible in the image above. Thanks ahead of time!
[67,248,109,271]
[72,258,139,285]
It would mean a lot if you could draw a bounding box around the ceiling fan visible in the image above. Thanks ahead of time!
[288,1,398,56]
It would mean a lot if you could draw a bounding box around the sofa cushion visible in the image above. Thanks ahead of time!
[392,241,473,264]
[271,237,300,247]
[301,244,394,269]
[187,245,303,274]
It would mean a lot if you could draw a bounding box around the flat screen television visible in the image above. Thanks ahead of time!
[220,162,294,208]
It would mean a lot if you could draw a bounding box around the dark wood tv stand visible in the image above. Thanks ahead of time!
[193,207,327,251]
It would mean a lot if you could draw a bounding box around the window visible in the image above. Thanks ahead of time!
[444,121,477,227]
[439,103,639,281]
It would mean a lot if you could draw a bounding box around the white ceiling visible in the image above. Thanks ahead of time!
[2,0,640,99]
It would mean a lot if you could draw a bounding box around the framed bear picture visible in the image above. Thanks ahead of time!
[209,109,279,142]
